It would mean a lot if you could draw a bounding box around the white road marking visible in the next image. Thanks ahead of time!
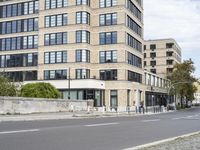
[142,119,160,122]
[172,115,200,120]
[85,122,119,127]
[0,129,40,135]
[172,117,186,120]
[185,118,199,120]
[186,115,193,118]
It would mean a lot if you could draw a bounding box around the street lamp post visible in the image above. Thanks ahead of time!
[68,68,71,100]
[150,86,155,113]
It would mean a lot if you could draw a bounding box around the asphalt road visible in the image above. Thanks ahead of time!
[1,107,200,150]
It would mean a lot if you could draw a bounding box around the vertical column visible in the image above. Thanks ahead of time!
[135,89,140,108]
[143,91,146,107]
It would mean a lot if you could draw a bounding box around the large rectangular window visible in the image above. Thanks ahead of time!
[150,60,156,66]
[127,15,142,36]
[100,0,117,8]
[76,69,90,79]
[44,51,67,64]
[76,30,90,43]
[0,71,37,82]
[127,0,142,21]
[150,44,156,50]
[76,49,90,62]
[0,1,39,18]
[45,14,68,27]
[100,32,117,45]
[99,50,117,63]
[110,90,118,109]
[128,70,142,83]
[44,70,67,80]
[44,32,67,46]
[0,35,38,51]
[100,13,117,26]
[45,0,68,9]
[100,70,117,80]
[0,18,38,35]
[76,12,90,24]
[127,52,142,68]
[0,53,38,68]
[127,34,142,52]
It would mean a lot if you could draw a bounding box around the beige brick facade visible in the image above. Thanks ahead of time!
[0,0,170,111]
[144,39,182,78]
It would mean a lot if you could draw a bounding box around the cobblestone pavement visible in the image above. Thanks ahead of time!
[138,133,200,150]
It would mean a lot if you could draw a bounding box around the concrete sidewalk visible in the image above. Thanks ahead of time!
[0,111,138,122]
[0,110,174,122]
[130,132,200,150]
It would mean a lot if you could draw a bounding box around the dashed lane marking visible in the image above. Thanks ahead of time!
[142,119,161,122]
[0,129,40,135]
[85,122,120,127]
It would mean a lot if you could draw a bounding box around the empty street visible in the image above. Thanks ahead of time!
[1,107,200,150]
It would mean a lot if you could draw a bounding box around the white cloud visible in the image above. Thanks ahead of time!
[144,0,200,77]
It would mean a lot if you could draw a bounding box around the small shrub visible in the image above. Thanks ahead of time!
[20,82,61,99]
[0,76,17,96]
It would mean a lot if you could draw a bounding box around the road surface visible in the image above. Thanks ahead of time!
[1,107,200,150]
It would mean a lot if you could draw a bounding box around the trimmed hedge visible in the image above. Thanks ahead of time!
[21,82,61,99]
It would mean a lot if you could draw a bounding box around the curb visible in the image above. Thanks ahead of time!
[123,131,200,150]
[0,111,175,122]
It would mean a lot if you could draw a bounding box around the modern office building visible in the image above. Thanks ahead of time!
[144,39,182,77]
[0,0,169,111]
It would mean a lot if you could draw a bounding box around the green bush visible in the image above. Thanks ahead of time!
[0,76,17,96]
[20,82,61,99]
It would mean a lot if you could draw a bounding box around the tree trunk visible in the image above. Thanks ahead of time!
[181,96,184,108]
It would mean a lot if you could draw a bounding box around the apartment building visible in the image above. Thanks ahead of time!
[144,39,182,77]
[0,0,170,111]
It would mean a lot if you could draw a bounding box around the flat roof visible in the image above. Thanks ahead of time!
[144,38,182,51]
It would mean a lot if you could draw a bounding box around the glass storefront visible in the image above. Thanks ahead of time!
[145,91,170,107]
[61,89,104,107]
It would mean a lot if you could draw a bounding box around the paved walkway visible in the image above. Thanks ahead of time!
[137,133,200,150]
[0,110,174,122]
[0,111,138,122]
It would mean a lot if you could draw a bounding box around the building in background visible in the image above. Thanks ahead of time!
[144,39,182,78]
[194,82,200,101]
[0,0,170,111]
[144,70,170,107]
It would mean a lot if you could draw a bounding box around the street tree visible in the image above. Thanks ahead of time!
[168,59,198,108]
[0,76,17,96]
[20,82,61,99]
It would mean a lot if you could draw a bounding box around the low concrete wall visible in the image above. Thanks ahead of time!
[0,97,93,115]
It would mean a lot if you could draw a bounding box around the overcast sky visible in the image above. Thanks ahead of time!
[144,0,200,78]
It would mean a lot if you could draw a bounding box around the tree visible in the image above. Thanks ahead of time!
[0,76,17,96]
[20,82,61,99]
[168,59,198,108]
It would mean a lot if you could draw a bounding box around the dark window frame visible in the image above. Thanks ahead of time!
[44,51,67,64]
[99,31,117,45]
[99,50,117,63]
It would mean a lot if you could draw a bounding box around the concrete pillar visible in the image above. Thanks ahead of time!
[143,91,146,107]
[135,89,140,108]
